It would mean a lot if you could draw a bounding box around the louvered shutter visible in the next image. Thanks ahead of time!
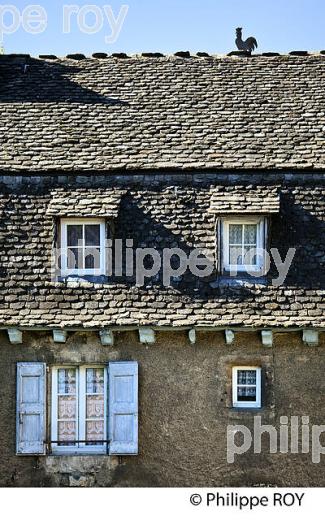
[16,363,46,455]
[108,361,138,455]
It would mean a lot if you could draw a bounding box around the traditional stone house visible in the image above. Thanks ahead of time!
[0,51,324,487]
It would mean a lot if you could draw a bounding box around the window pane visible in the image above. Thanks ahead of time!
[67,248,82,269]
[86,420,104,444]
[229,224,242,244]
[86,369,104,445]
[229,246,243,265]
[58,396,76,420]
[57,369,77,446]
[244,224,257,245]
[85,247,101,269]
[67,225,83,247]
[86,394,105,418]
[86,368,104,394]
[244,246,257,266]
[237,386,257,401]
[237,370,256,385]
[58,369,76,394]
[85,225,100,246]
[58,420,77,444]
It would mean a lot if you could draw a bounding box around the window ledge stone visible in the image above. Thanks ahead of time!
[211,276,268,288]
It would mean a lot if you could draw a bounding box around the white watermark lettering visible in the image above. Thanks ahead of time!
[62,4,129,43]
[22,4,47,34]
[50,240,296,287]
[227,416,325,464]
[0,4,128,44]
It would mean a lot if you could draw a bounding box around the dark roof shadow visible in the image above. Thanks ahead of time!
[111,190,325,299]
[0,57,128,105]
[270,191,325,289]
[111,192,255,301]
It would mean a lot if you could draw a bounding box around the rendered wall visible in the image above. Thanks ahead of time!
[0,329,324,487]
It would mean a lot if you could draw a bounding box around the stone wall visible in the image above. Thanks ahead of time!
[1,328,325,487]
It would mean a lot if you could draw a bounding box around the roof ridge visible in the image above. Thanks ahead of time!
[1,50,325,62]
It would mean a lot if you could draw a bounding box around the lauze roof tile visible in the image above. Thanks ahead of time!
[209,186,280,213]
[46,188,126,217]
[0,54,324,172]
[0,183,324,329]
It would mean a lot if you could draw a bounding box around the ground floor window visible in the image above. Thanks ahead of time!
[17,361,138,456]
[51,366,107,454]
[232,367,262,408]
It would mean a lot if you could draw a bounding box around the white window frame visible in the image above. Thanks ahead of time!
[60,218,106,277]
[221,216,267,273]
[51,366,107,455]
[232,366,262,409]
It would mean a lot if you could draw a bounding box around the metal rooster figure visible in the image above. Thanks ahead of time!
[235,27,258,54]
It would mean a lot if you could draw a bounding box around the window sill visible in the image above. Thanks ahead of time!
[58,275,109,286]
[49,452,109,457]
[227,406,276,422]
[211,275,268,288]
[231,407,262,412]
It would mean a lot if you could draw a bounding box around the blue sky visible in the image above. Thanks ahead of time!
[1,0,324,56]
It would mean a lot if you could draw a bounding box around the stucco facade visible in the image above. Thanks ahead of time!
[1,329,325,487]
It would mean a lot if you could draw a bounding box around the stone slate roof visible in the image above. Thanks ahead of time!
[0,54,325,172]
[0,176,324,329]
[209,186,280,214]
[46,188,125,217]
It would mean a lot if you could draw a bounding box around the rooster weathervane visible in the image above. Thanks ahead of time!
[235,27,258,54]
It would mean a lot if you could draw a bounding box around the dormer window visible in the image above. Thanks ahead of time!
[209,186,279,279]
[60,218,106,277]
[221,216,267,274]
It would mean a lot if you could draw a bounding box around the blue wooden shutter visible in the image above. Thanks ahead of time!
[16,363,46,455]
[108,361,138,455]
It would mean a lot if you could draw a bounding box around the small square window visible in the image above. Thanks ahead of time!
[221,217,267,274]
[60,218,106,277]
[232,367,262,408]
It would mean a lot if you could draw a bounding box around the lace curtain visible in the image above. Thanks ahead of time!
[57,368,105,445]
